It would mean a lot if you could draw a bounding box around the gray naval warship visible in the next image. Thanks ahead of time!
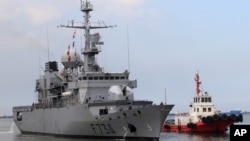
[13,0,174,140]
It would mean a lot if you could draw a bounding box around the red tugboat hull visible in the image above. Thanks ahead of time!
[162,120,235,133]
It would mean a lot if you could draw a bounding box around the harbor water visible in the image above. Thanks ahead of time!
[1,113,250,141]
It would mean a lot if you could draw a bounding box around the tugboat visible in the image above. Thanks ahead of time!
[12,0,174,140]
[162,73,243,133]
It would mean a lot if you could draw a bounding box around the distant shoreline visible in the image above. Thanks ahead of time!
[0,116,13,118]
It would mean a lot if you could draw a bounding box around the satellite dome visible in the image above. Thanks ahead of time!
[61,49,82,68]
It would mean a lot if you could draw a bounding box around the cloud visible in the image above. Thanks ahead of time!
[0,0,63,53]
[0,1,20,20]
[89,0,147,20]
[0,1,60,24]
[110,0,145,6]
[0,24,45,53]
[24,4,60,25]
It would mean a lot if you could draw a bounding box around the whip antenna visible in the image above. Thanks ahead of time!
[127,23,130,72]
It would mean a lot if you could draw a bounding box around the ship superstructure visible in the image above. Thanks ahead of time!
[13,0,173,140]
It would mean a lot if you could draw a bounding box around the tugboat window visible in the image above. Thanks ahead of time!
[203,108,206,112]
[201,98,204,102]
[208,108,212,112]
[208,97,211,102]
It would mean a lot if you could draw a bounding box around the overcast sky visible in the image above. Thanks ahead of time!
[1,0,250,115]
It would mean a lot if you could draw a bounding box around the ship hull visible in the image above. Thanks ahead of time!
[162,120,234,133]
[13,104,173,140]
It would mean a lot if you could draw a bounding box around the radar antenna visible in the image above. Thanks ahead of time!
[58,0,116,72]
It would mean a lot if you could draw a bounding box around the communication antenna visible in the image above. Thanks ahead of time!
[127,23,130,72]
[47,27,50,61]
[39,55,41,76]
[165,88,167,105]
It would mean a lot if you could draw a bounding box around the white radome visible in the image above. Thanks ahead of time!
[61,49,82,68]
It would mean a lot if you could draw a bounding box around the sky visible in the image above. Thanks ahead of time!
[1,0,250,115]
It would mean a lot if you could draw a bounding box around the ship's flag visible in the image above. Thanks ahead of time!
[72,30,76,48]
[67,44,70,55]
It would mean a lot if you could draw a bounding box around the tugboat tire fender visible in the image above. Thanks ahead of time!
[213,114,219,121]
[163,124,171,132]
[206,116,213,122]
[236,114,243,122]
[221,114,228,121]
[229,114,237,121]
[202,117,208,123]
[187,123,196,128]
[164,124,170,129]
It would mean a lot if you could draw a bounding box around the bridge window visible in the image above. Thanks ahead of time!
[208,108,212,112]
[201,97,205,102]
[203,108,206,112]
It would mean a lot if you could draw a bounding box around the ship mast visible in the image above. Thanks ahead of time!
[59,0,113,72]
[194,72,201,96]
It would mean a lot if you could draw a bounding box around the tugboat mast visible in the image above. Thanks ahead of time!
[195,72,201,96]
[60,0,113,72]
